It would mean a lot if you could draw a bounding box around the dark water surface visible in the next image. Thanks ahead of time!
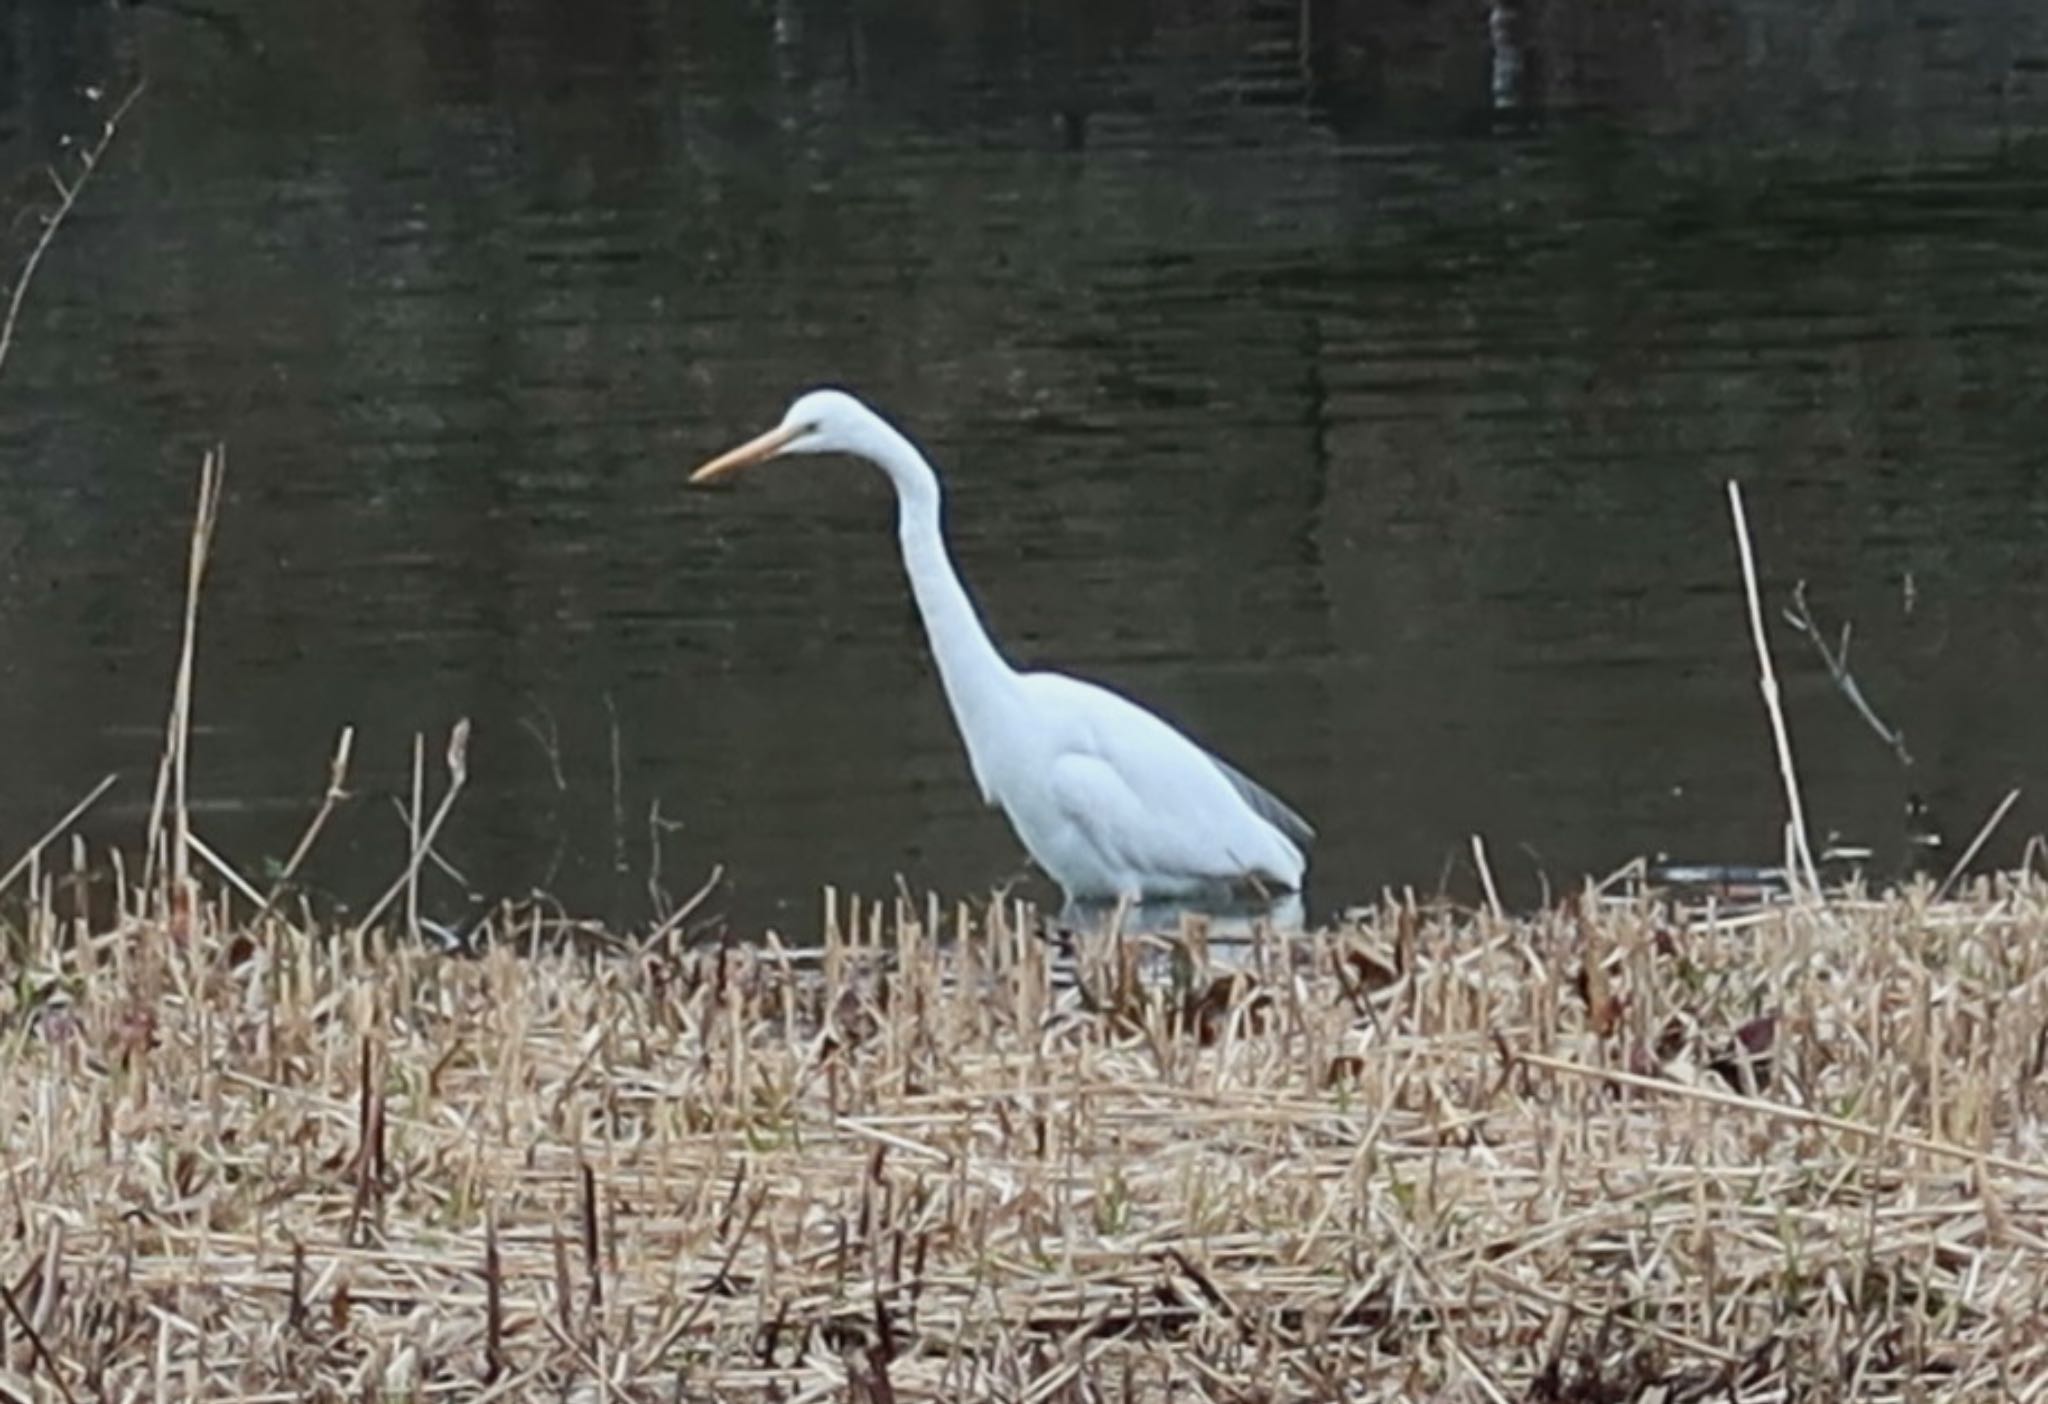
[1,0,2046,934]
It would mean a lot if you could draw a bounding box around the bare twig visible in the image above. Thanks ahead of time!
[1727,481,1821,899]
[1781,581,1912,766]
[0,81,146,380]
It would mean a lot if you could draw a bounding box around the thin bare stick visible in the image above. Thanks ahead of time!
[1519,1050,2048,1184]
[352,719,471,939]
[518,707,567,791]
[640,864,724,950]
[1934,787,2021,903]
[1727,481,1821,899]
[0,772,118,902]
[0,1280,78,1404]
[636,1185,766,1364]
[645,798,686,919]
[407,733,426,944]
[251,727,355,927]
[1781,581,1912,765]
[605,691,626,882]
[388,795,474,889]
[186,832,267,913]
[0,81,146,381]
[1470,835,1503,922]
[143,447,225,900]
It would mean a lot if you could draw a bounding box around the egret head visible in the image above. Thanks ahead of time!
[689,388,889,484]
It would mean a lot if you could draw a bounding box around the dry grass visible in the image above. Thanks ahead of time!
[9,91,2044,1404]
[0,376,2036,1403]
[1,869,2046,1402]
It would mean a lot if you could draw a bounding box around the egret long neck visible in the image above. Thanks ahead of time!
[869,430,1019,788]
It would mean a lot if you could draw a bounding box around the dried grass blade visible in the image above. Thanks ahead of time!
[1520,1049,2048,1182]
[0,772,116,902]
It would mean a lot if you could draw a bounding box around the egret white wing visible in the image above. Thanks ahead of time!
[1018,672,1307,895]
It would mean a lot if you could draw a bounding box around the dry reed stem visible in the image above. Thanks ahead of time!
[1727,480,1821,899]
[408,732,426,944]
[250,726,355,928]
[1935,786,2021,904]
[352,719,470,940]
[0,772,116,901]
[142,446,224,905]
[641,863,725,950]
[3,872,2048,1400]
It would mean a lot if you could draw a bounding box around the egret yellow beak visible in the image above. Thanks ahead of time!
[689,423,804,484]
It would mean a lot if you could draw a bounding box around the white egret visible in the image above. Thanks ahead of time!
[690,388,1314,905]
